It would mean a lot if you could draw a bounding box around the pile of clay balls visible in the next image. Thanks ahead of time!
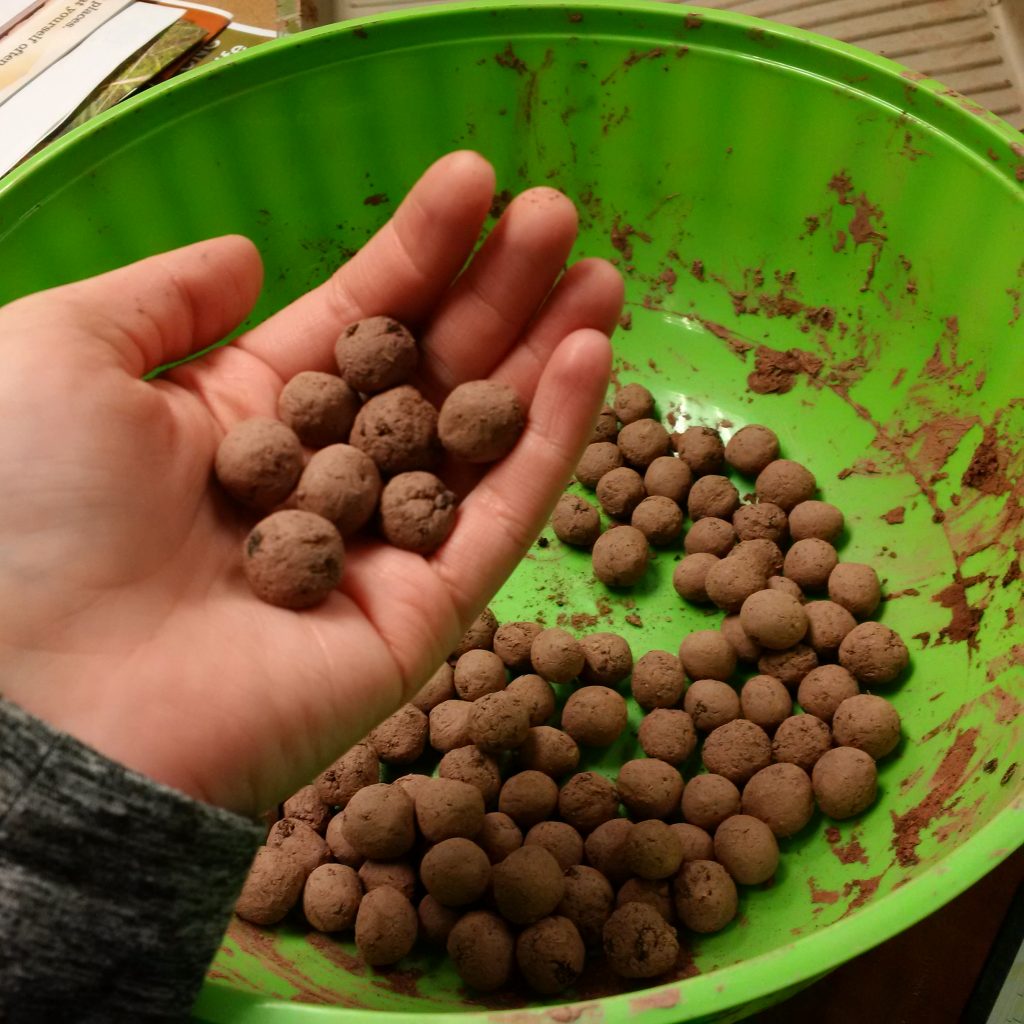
[213,317,525,608]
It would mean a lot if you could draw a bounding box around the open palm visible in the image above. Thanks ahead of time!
[0,152,622,817]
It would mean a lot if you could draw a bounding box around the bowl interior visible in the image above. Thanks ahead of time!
[2,4,1021,1022]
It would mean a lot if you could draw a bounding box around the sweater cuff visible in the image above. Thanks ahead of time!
[0,698,263,1022]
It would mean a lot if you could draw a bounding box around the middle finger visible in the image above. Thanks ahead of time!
[417,186,578,403]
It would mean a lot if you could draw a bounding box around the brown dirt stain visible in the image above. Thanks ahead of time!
[891,728,980,867]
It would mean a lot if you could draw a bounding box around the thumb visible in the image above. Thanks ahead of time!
[10,235,264,378]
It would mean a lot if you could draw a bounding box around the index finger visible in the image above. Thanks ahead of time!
[235,150,496,380]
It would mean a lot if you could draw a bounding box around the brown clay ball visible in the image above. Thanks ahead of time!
[391,774,431,805]
[740,675,793,732]
[632,495,684,545]
[625,819,684,880]
[673,553,720,604]
[713,814,779,885]
[579,632,634,686]
[638,709,698,765]
[415,777,485,842]
[243,510,344,609]
[829,562,882,618]
[758,644,819,689]
[499,770,559,828]
[832,694,901,759]
[295,444,381,536]
[518,726,580,778]
[516,917,586,995]
[721,615,762,664]
[335,316,418,394]
[618,418,671,468]
[644,455,693,503]
[531,628,584,684]
[493,621,543,672]
[725,424,780,476]
[798,665,860,723]
[236,846,306,925]
[420,838,491,907]
[684,679,741,733]
[705,557,768,614]
[524,821,584,870]
[559,772,619,834]
[322,817,364,868]
[506,674,556,727]
[576,442,624,488]
[804,600,857,659]
[596,467,646,519]
[454,607,499,658]
[584,818,634,885]
[559,865,615,948]
[315,742,379,807]
[438,746,502,805]
[454,648,507,701]
[411,662,456,713]
[429,699,474,753]
[215,417,303,511]
[684,518,738,557]
[672,823,715,862]
[812,746,878,819]
[771,715,833,772]
[688,475,740,520]
[418,894,461,945]
[592,526,650,586]
[358,860,417,902]
[492,845,566,925]
[732,502,789,544]
[739,590,808,650]
[679,630,738,681]
[603,902,679,978]
[447,911,514,991]
[341,784,415,860]
[616,878,674,923]
[702,720,772,784]
[477,812,523,864]
[590,404,619,443]
[673,860,738,934]
[767,574,805,602]
[681,773,741,832]
[755,459,816,511]
[562,686,628,747]
[613,382,655,425]
[741,763,815,837]
[616,758,684,820]
[551,493,601,548]
[784,538,839,591]
[278,371,361,449]
[283,785,331,835]
[350,385,439,474]
[673,425,725,476]
[789,500,844,542]
[368,704,428,765]
[379,471,456,553]
[469,691,530,753]
[838,622,909,685]
[354,885,418,966]
[632,650,687,710]
[730,538,785,577]
[302,863,363,932]
[438,380,524,463]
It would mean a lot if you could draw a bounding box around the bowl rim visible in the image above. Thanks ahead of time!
[3,0,1024,198]
[4,1,1020,1019]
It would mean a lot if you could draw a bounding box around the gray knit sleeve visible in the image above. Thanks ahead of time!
[0,698,263,1022]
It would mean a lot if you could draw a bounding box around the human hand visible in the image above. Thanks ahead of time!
[0,151,622,817]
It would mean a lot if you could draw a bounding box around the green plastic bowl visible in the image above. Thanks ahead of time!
[2,3,1021,1021]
